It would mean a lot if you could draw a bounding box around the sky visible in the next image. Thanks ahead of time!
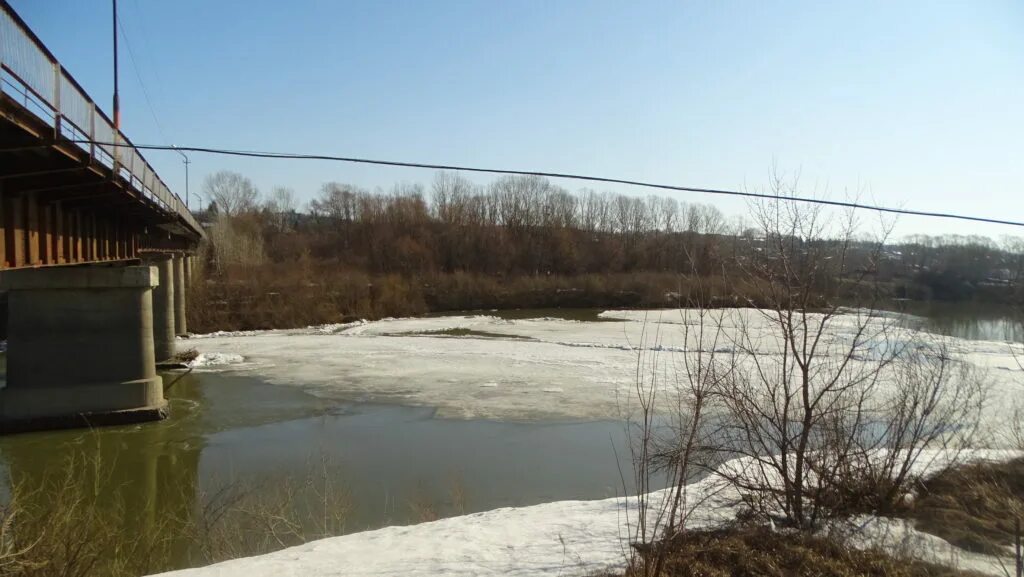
[8,0,1023,240]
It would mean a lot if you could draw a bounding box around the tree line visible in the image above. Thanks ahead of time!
[197,169,1023,302]
[199,170,741,278]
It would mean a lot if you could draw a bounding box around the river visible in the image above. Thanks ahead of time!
[0,304,1020,573]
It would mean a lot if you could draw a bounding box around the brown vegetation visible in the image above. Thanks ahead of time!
[897,457,1024,556]
[0,450,352,577]
[185,170,1024,333]
[187,263,771,332]
[625,527,982,577]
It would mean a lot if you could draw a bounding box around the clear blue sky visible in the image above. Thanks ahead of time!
[9,0,1023,239]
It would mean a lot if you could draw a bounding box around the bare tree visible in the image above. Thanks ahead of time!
[709,178,983,530]
[431,171,476,226]
[264,186,296,232]
[203,171,260,217]
[309,182,361,222]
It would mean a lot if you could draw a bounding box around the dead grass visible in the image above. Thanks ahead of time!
[897,457,1024,556]
[627,527,983,577]
[406,475,471,524]
[0,450,353,576]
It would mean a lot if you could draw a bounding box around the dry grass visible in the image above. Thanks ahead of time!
[626,527,983,577]
[898,457,1024,556]
[0,450,353,576]
[0,451,177,577]
[406,475,471,524]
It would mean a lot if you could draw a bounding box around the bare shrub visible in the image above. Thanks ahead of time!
[186,457,351,565]
[207,215,266,273]
[407,488,439,524]
[0,450,176,577]
[622,184,989,577]
[709,182,985,531]
[623,269,732,576]
[845,339,985,512]
[710,185,896,529]
[0,449,351,576]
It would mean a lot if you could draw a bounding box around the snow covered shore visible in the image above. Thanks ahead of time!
[154,450,1021,577]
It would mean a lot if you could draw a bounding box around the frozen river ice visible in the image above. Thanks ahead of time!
[188,308,1023,436]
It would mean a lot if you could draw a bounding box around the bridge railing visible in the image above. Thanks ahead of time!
[0,2,203,238]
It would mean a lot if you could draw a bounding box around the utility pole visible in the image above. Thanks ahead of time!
[112,0,120,129]
[173,146,191,210]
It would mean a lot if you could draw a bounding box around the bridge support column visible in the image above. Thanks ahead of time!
[143,254,176,363]
[0,265,167,433]
[173,254,187,336]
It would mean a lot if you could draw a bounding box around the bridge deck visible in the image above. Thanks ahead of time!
[0,1,203,270]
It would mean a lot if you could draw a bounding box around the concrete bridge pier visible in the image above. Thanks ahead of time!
[0,265,167,434]
[143,254,177,363]
[173,254,187,336]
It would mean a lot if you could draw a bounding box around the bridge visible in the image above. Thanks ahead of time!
[0,2,204,433]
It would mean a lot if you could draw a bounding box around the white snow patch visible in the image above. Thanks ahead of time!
[187,352,245,368]
[153,450,1021,577]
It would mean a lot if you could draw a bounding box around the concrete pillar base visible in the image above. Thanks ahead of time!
[0,265,167,434]
[0,378,168,434]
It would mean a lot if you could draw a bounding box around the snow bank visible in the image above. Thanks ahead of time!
[157,496,634,577]
[153,450,1020,577]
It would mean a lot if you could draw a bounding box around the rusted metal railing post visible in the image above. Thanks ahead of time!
[52,62,61,140]
[88,102,96,162]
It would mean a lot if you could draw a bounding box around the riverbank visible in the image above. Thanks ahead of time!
[183,262,1023,335]
[153,450,1022,577]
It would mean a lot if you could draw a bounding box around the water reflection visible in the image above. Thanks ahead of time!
[0,370,637,571]
[0,372,210,570]
[892,301,1024,343]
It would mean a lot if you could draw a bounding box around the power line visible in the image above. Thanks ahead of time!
[52,139,1024,229]
[114,13,168,144]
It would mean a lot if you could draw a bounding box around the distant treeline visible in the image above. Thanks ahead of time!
[203,171,740,277]
[185,170,1023,331]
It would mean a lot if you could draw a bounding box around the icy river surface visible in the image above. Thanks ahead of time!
[1,306,1021,575]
